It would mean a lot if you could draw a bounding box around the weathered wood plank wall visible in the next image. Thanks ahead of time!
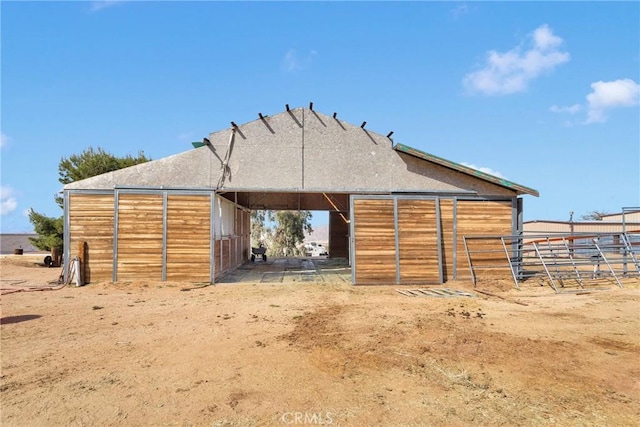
[237,209,250,263]
[455,200,513,280]
[116,194,164,281]
[166,195,211,281]
[398,199,439,283]
[353,199,396,284]
[68,191,249,283]
[68,193,114,282]
[352,197,516,285]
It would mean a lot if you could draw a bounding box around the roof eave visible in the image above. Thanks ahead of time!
[394,143,539,197]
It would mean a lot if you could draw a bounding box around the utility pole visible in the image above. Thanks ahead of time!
[569,211,574,255]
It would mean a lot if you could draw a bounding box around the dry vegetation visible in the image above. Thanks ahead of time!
[1,255,639,426]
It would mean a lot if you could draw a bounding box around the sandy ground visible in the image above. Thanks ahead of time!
[1,255,639,426]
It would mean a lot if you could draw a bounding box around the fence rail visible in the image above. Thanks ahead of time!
[463,231,640,292]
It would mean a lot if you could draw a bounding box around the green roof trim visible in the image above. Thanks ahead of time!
[191,142,205,148]
[394,143,539,197]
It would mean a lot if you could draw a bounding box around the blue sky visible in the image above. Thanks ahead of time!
[1,1,639,233]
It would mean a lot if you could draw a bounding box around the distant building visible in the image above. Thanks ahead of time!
[0,234,47,254]
[304,242,328,257]
[524,208,640,236]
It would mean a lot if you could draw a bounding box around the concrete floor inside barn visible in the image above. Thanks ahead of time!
[216,257,351,284]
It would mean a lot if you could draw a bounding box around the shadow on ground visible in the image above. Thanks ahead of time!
[1,315,42,325]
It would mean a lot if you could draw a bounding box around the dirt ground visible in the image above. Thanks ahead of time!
[1,255,639,426]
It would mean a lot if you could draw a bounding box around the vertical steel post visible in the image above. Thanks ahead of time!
[349,196,356,285]
[394,197,400,285]
[463,236,476,286]
[561,236,583,288]
[210,193,216,283]
[63,190,71,284]
[621,233,639,273]
[593,239,623,288]
[113,189,120,283]
[501,237,520,289]
[162,191,168,282]
[436,198,443,284]
[452,198,458,280]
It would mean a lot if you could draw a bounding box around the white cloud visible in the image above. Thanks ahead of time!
[585,79,640,124]
[551,78,639,125]
[463,24,570,96]
[0,186,18,216]
[281,49,317,72]
[532,24,564,51]
[0,132,9,148]
[90,1,126,12]
[549,104,582,114]
[461,163,506,179]
[450,3,469,19]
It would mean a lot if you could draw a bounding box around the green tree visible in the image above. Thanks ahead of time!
[29,147,150,258]
[55,146,150,207]
[268,210,313,257]
[250,210,270,247]
[28,210,64,252]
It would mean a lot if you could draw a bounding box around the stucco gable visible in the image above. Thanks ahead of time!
[64,106,537,197]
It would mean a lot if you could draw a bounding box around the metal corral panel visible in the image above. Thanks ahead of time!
[456,200,514,280]
[68,193,114,282]
[166,194,211,281]
[116,194,164,281]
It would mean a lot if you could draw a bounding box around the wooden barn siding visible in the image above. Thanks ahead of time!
[352,197,515,284]
[116,194,164,281]
[68,193,114,282]
[353,199,396,284]
[233,207,250,266]
[239,209,250,262]
[214,239,230,275]
[398,199,440,283]
[455,200,514,280]
[166,195,211,281]
[212,200,249,279]
[67,191,257,283]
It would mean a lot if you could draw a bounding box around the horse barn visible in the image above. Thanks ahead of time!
[62,105,538,285]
